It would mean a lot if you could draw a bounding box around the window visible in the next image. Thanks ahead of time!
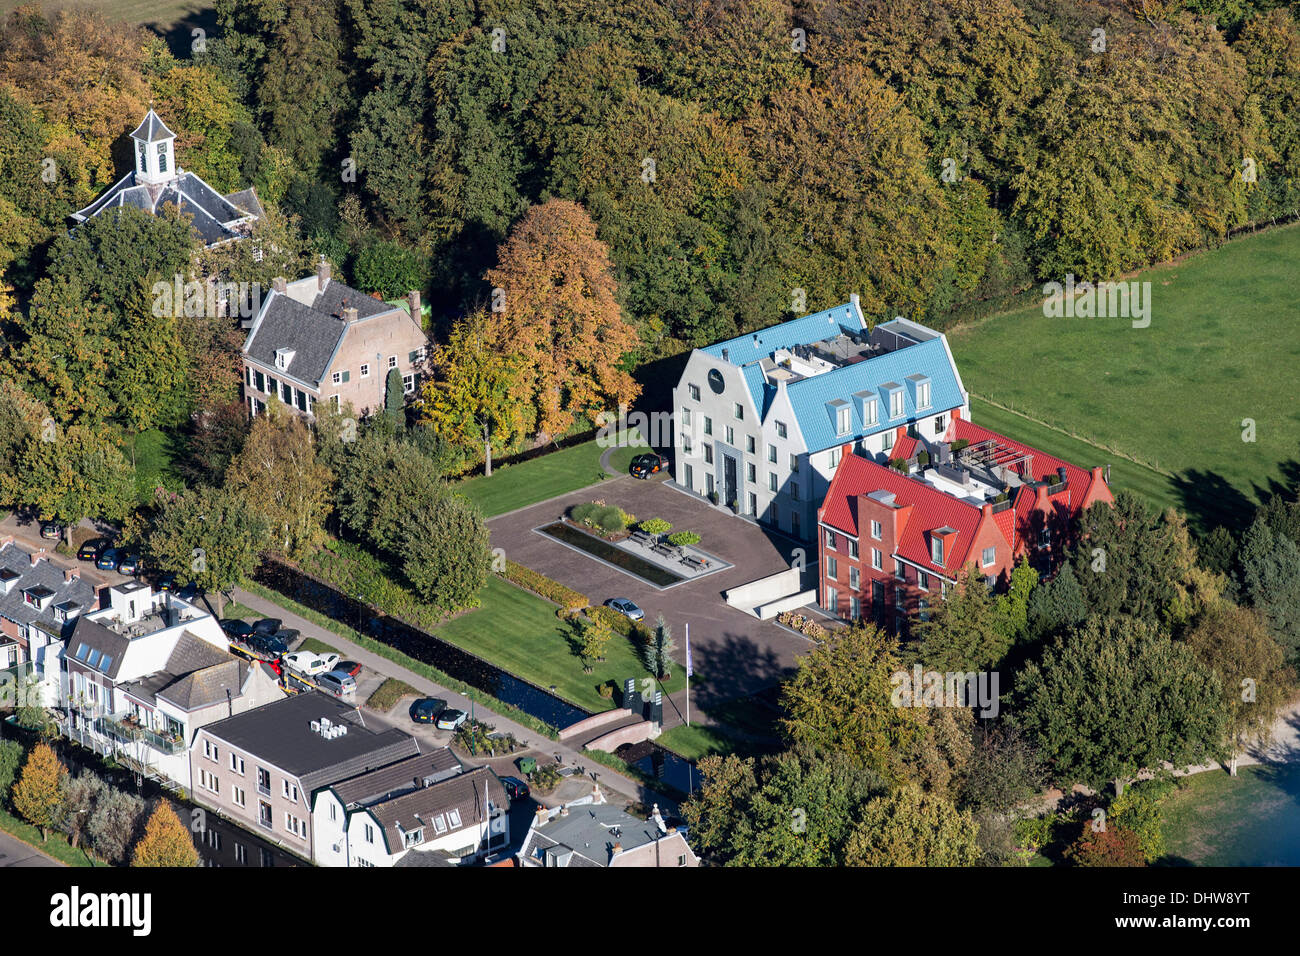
[826,557,838,580]
[688,384,700,401]
[684,464,694,490]
[229,753,244,775]
[871,520,882,540]
[747,462,756,483]
[982,546,996,567]
[275,349,292,371]
[447,809,462,828]
[823,586,837,613]
[157,141,168,172]
[768,473,777,492]
[882,431,894,451]
[706,474,715,496]
[790,481,800,502]
[408,348,427,364]
[768,446,777,464]
[734,402,744,420]
[285,813,306,839]
[703,416,713,436]
[330,394,341,411]
[404,828,424,848]
[204,740,219,762]
[388,355,397,369]
[789,453,799,472]
[826,530,837,549]
[748,492,757,515]
[332,371,341,385]
[894,560,906,582]
[257,768,271,796]
[365,824,375,844]
[872,548,883,571]
[829,447,841,469]
[258,802,273,830]
[704,444,713,465]
[746,435,756,454]
[850,567,860,590]
[232,786,245,808]
[918,599,931,622]
[682,435,693,455]
[295,389,307,412]
[681,408,692,428]
[433,814,448,834]
[836,405,851,435]
[678,855,687,867]
[280,381,291,404]
[726,425,734,446]
[849,596,860,619]
[848,540,859,559]
[862,398,878,426]
[916,380,931,408]
[199,769,219,795]
[934,414,946,433]
[776,421,788,439]
[253,370,264,392]
[403,374,415,395]
[918,571,930,591]
[890,389,904,418]
[282,780,299,802]
[360,363,370,378]
[234,843,247,865]
[931,536,945,565]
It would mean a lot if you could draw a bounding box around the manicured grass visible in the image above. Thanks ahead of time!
[1159,764,1300,866]
[367,677,419,712]
[657,724,743,761]
[433,575,684,713]
[129,428,184,503]
[0,807,96,867]
[456,431,649,518]
[0,0,211,31]
[949,222,1300,532]
[220,601,261,622]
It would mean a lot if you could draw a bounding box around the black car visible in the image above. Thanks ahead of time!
[272,628,300,648]
[251,618,283,637]
[78,538,111,561]
[500,776,531,802]
[156,573,176,591]
[409,697,448,724]
[245,632,289,659]
[630,453,669,479]
[175,582,200,602]
[40,520,65,540]
[220,619,254,641]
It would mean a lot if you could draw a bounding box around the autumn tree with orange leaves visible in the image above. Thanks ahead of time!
[484,200,641,441]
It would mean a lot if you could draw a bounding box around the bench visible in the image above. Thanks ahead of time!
[629,530,652,545]
[652,543,679,559]
[681,555,709,570]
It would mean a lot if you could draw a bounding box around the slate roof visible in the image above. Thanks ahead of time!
[242,280,400,387]
[201,693,420,793]
[65,616,132,680]
[331,748,463,809]
[131,109,176,143]
[521,804,671,868]
[0,543,95,640]
[366,766,505,857]
[71,172,259,247]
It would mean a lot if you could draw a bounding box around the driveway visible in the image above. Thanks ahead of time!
[488,475,818,727]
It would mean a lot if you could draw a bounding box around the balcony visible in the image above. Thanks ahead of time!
[95,714,186,755]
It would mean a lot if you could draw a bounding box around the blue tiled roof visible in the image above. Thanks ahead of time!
[741,363,776,420]
[700,303,864,367]
[786,337,963,453]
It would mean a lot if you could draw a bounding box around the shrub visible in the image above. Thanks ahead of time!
[598,682,615,699]
[951,438,969,453]
[590,604,652,642]
[502,559,589,610]
[529,762,563,794]
[594,505,626,533]
[917,451,930,466]
[570,502,598,525]
[667,531,700,547]
[1013,814,1056,851]
[454,719,520,756]
[1064,822,1146,867]
[889,458,908,473]
[639,518,672,537]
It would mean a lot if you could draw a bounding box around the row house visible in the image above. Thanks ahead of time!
[672,302,968,542]
[817,413,1113,633]
[0,539,95,695]
[240,260,429,420]
[61,581,283,788]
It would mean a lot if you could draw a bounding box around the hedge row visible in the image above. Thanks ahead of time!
[502,559,589,610]
[588,604,652,643]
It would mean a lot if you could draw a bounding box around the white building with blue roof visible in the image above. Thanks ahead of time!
[670,296,969,541]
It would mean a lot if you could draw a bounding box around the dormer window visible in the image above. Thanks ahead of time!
[403,827,424,848]
[855,391,878,427]
[274,348,295,371]
[890,389,904,418]
[906,375,931,410]
[828,399,851,436]
[930,527,957,566]
[931,537,944,564]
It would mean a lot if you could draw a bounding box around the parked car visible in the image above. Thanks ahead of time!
[95,548,121,571]
[175,582,200,602]
[409,697,448,724]
[40,520,64,540]
[220,619,254,642]
[245,632,289,660]
[630,452,669,479]
[500,776,531,802]
[78,538,110,561]
[156,573,176,591]
[273,628,300,648]
[315,671,357,698]
[334,660,362,678]
[251,618,283,637]
[435,708,467,731]
[117,552,141,575]
[282,651,339,677]
[604,597,644,622]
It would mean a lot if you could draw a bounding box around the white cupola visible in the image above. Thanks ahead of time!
[131,109,177,185]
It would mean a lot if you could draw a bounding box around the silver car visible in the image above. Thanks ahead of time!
[315,671,356,698]
[605,598,644,622]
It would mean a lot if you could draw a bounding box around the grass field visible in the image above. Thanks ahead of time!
[0,0,211,31]
[949,223,1300,533]
[1160,763,1300,865]
[433,574,683,713]
[129,428,184,503]
[456,433,648,518]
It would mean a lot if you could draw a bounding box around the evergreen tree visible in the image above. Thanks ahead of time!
[1237,517,1300,664]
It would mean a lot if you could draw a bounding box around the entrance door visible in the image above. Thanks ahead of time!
[723,454,738,507]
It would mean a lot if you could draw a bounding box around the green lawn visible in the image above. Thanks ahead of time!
[0,807,96,867]
[0,0,211,31]
[949,222,1300,532]
[433,575,683,713]
[456,431,648,518]
[129,428,184,503]
[297,637,340,656]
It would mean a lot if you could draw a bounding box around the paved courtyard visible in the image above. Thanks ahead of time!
[488,474,820,725]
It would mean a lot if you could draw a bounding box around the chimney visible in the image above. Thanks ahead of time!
[317,258,331,290]
[721,348,729,362]
[406,290,421,323]
[272,276,287,294]
[63,566,79,583]
[850,292,860,314]
[343,307,358,324]
[30,549,45,567]
[0,535,12,549]
[534,805,549,824]
[981,502,993,519]
[1034,483,1049,508]
[559,805,569,817]
[1056,466,1068,485]
[1091,465,1105,485]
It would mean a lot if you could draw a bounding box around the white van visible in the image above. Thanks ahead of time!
[282,651,340,677]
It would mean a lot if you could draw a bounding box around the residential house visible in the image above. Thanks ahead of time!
[240,260,429,419]
[817,413,1113,632]
[672,302,967,541]
[344,765,511,868]
[191,693,420,861]
[517,796,699,868]
[70,109,262,248]
[0,538,96,698]
[60,581,283,788]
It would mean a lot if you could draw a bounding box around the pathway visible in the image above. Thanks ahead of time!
[0,827,63,867]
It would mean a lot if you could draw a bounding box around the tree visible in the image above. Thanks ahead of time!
[780,623,926,779]
[843,786,981,866]
[354,239,425,299]
[993,557,1039,647]
[1183,602,1295,774]
[960,725,1046,815]
[384,368,404,425]
[1108,780,1172,863]
[484,200,641,439]
[146,484,268,615]
[1237,516,1300,664]
[648,614,676,680]
[1025,561,1087,643]
[131,801,199,867]
[225,404,332,558]
[578,615,614,672]
[11,743,65,841]
[0,378,47,508]
[0,739,24,811]
[1014,617,1227,794]
[915,565,1009,670]
[398,493,491,614]
[14,423,135,543]
[56,773,103,850]
[86,787,146,865]
[1064,822,1146,867]
[1069,491,1182,628]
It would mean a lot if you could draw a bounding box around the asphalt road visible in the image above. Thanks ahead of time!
[0,828,62,867]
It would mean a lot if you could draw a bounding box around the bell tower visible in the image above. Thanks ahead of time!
[130,108,177,185]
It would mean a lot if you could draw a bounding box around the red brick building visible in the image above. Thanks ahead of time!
[816,412,1113,632]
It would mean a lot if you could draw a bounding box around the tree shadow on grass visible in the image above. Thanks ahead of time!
[1169,468,1255,536]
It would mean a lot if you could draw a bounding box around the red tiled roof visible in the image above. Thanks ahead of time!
[953,419,1092,490]
[892,430,918,461]
[820,453,984,577]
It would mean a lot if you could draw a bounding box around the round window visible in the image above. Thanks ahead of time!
[707,368,725,394]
